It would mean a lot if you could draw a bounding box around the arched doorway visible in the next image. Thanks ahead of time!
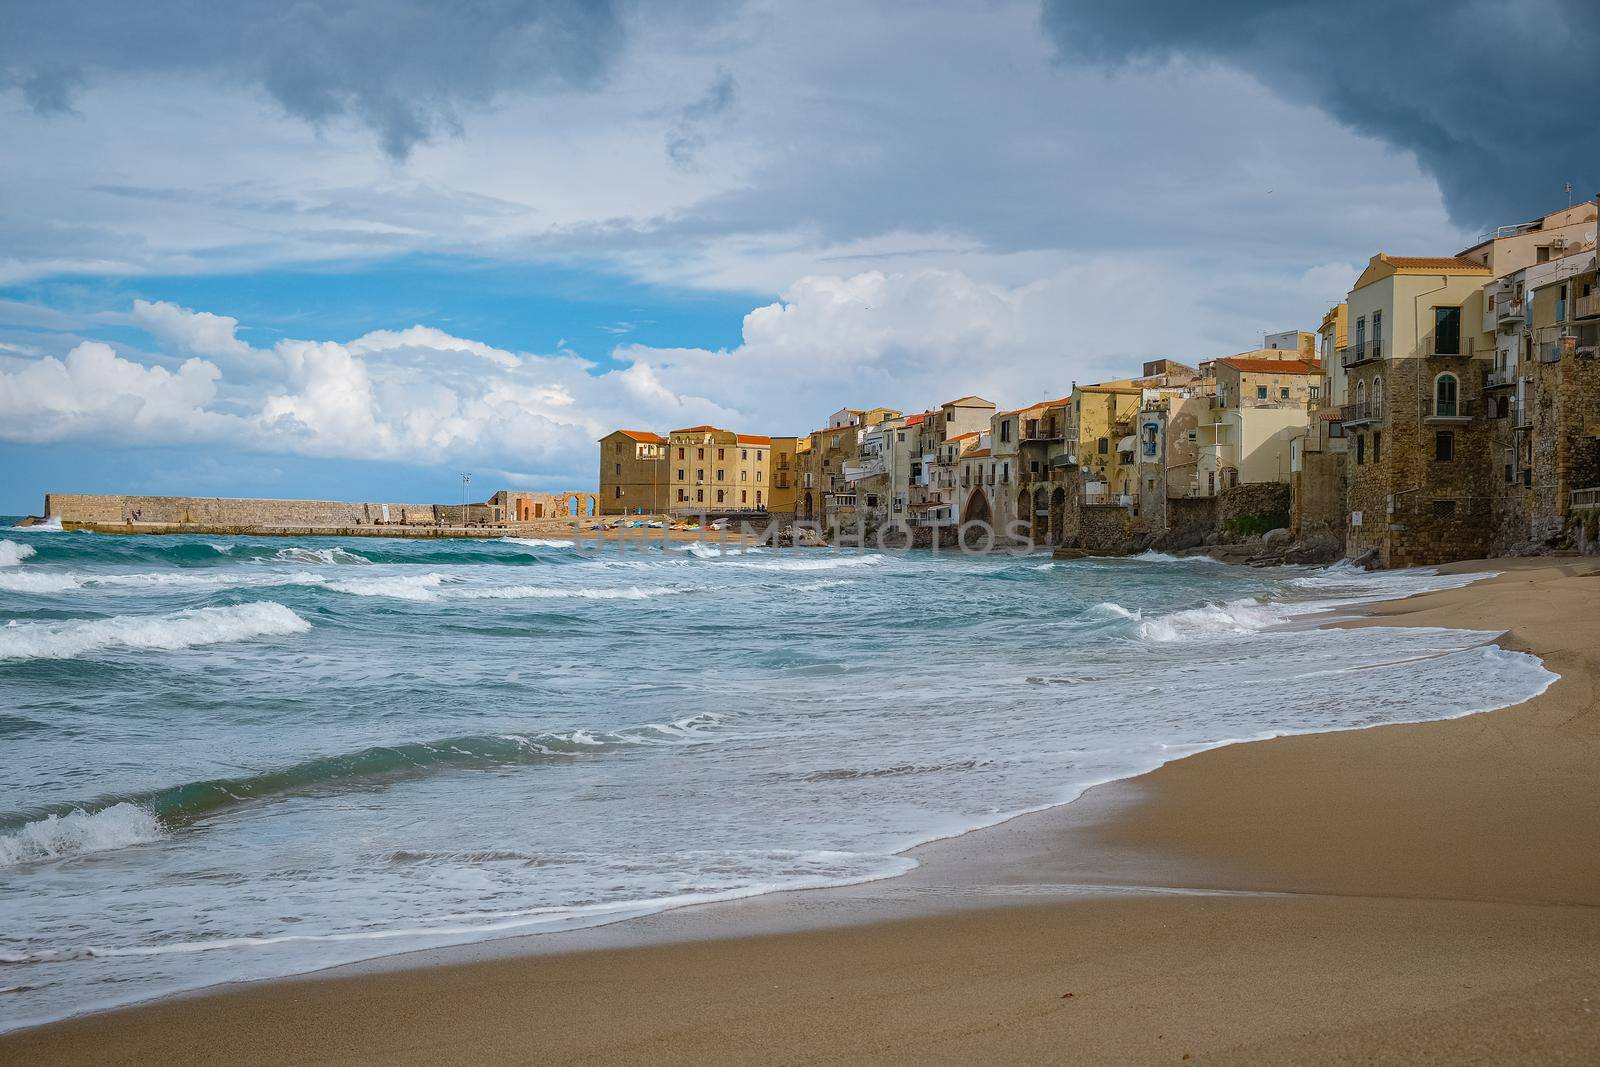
[1032,486,1049,543]
[803,492,814,520]
[1049,486,1066,544]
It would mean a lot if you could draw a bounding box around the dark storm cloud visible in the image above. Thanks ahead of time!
[0,1,647,160]
[1040,0,1600,228]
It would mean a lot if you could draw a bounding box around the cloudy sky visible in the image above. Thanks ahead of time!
[2,0,1595,513]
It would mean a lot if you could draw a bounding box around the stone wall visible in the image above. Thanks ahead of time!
[45,493,444,528]
[1292,449,1346,538]
[1217,482,1291,538]
[1163,496,1217,546]
[1077,504,1135,552]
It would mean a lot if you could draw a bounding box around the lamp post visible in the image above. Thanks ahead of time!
[460,472,472,510]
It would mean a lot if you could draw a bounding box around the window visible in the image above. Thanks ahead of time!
[716,468,725,481]
[696,468,704,481]
[1371,309,1382,355]
[1557,284,1568,323]
[1329,421,1345,439]
[614,463,621,476]
[1356,434,1366,465]
[831,434,840,448]
[717,448,725,461]
[1000,420,1011,443]
[1355,316,1366,351]
[756,471,763,482]
[740,490,747,503]
[756,490,763,506]
[614,485,622,498]
[1434,306,1462,355]
[1309,384,1321,401]
[1432,499,1456,517]
[1002,462,1009,483]
[866,495,879,508]
[1279,387,1290,400]
[1097,437,1109,455]
[716,489,725,504]
[1505,463,1514,484]
[677,447,685,460]
[696,489,704,502]
[1256,385,1269,400]
[1435,431,1454,461]
[1030,460,1040,475]
[1372,430,1383,464]
[697,447,705,460]
[897,431,905,443]
[1536,245,1551,264]
[677,488,686,501]
[1186,430,1197,443]
[677,468,685,480]
[1434,373,1459,418]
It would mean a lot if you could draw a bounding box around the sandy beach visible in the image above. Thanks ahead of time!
[6,558,1599,1065]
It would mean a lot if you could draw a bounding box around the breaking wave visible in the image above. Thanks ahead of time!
[499,538,576,549]
[1137,597,1302,642]
[727,553,885,573]
[453,584,690,601]
[323,573,453,601]
[0,602,311,662]
[1129,550,1222,564]
[0,540,37,567]
[0,804,166,867]
[1,714,727,862]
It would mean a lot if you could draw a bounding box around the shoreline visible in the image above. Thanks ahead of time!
[6,558,1600,1062]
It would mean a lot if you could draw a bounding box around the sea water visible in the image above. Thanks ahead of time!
[0,527,1555,1030]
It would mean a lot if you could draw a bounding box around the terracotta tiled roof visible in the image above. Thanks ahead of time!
[736,433,772,445]
[1381,255,1491,273]
[1215,357,1324,375]
[965,448,992,458]
[903,413,927,427]
[947,430,983,441]
[613,429,666,443]
[941,395,991,406]
[669,424,722,434]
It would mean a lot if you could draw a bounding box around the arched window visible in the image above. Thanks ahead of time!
[1372,377,1384,415]
[1355,380,1366,405]
[1434,373,1459,418]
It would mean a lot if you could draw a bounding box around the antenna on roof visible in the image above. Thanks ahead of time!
[1566,181,1574,207]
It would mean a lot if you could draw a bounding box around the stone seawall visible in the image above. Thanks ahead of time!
[44,494,444,530]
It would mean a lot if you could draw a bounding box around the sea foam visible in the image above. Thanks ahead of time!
[0,804,166,867]
[0,539,37,567]
[0,602,311,662]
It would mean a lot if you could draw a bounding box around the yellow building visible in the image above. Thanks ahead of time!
[1067,383,1144,504]
[767,435,808,516]
[597,430,669,515]
[1197,356,1323,495]
[666,426,773,515]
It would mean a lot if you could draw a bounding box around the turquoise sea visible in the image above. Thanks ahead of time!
[0,525,1554,1030]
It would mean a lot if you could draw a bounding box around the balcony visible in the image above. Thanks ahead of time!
[1021,420,1065,442]
[1484,366,1516,389]
[1571,487,1600,511]
[1495,294,1525,324]
[1423,335,1473,357]
[1425,398,1475,423]
[1576,294,1600,320]
[1340,399,1383,426]
[1339,340,1383,367]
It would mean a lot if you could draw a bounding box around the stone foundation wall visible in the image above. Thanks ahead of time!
[45,493,444,528]
[1217,482,1291,538]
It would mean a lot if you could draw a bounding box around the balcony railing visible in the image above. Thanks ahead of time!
[1340,399,1383,425]
[1424,335,1473,357]
[1425,398,1474,422]
[1576,293,1600,320]
[1571,487,1600,511]
[1021,421,1065,442]
[1484,366,1516,388]
[1340,340,1383,367]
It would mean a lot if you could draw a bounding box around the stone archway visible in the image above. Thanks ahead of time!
[1032,486,1049,543]
[961,486,991,525]
[1049,486,1066,543]
[803,492,815,520]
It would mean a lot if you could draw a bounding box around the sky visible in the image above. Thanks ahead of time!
[2,0,1597,514]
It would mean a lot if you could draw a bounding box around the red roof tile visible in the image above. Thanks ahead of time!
[1214,357,1324,375]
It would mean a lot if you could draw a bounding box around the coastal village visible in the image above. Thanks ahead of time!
[602,201,1600,567]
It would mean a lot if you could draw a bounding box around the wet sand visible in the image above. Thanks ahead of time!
[7,558,1600,1064]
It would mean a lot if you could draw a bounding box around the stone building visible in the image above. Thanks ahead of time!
[1065,383,1143,506]
[597,430,669,515]
[1339,254,1494,565]
[666,426,774,515]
